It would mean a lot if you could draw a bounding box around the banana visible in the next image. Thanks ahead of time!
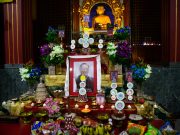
[94,127,99,135]
[98,125,104,135]
[84,126,88,135]
[89,127,93,135]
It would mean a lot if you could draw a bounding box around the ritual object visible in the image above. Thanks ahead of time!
[35,78,48,103]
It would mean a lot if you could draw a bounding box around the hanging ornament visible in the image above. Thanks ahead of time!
[110,89,118,96]
[115,100,125,111]
[126,89,134,96]
[111,83,118,89]
[79,82,86,88]
[79,88,87,96]
[117,92,125,101]
[98,43,103,49]
[127,82,133,89]
[78,33,94,49]
[98,39,104,49]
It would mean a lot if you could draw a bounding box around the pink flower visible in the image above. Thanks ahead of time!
[44,98,60,115]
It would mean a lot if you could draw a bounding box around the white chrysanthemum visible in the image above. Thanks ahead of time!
[19,68,28,74]
[19,68,30,81]
[107,43,117,50]
[145,66,152,74]
[144,73,150,79]
[50,45,64,60]
[147,64,152,70]
[107,50,117,56]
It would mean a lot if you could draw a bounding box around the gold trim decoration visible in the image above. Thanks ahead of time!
[45,75,66,86]
[79,0,124,30]
[45,74,123,87]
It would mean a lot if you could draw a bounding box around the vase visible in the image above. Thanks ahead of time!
[55,64,62,75]
[48,65,55,75]
[27,82,37,94]
[135,81,144,97]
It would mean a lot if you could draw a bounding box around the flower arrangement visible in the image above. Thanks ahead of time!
[19,60,42,85]
[40,44,64,66]
[106,41,131,65]
[43,98,60,116]
[40,27,65,66]
[116,41,131,65]
[114,26,131,40]
[131,59,152,82]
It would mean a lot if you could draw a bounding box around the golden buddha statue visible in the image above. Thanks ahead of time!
[93,6,111,30]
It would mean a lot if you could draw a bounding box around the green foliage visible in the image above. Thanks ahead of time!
[41,54,64,66]
[46,27,58,43]
[114,26,131,40]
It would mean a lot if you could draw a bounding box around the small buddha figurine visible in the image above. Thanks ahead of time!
[93,5,111,30]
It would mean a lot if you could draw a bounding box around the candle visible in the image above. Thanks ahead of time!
[37,99,41,103]
[59,101,64,105]
[100,105,104,109]
[153,104,158,108]
[140,104,144,109]
[21,102,25,107]
[75,104,79,109]
[85,105,89,109]
[127,105,132,109]
[111,105,115,109]
[31,103,35,107]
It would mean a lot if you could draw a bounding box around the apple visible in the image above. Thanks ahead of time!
[138,98,145,104]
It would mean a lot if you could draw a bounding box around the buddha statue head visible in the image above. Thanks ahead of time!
[96,6,106,15]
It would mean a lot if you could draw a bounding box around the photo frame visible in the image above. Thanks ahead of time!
[126,71,133,82]
[114,64,122,74]
[64,55,101,97]
[110,71,118,82]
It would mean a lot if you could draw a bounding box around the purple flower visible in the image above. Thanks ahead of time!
[116,41,131,58]
[40,44,51,56]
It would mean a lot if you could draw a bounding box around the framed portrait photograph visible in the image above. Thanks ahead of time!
[110,71,118,82]
[126,71,133,82]
[65,55,101,97]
